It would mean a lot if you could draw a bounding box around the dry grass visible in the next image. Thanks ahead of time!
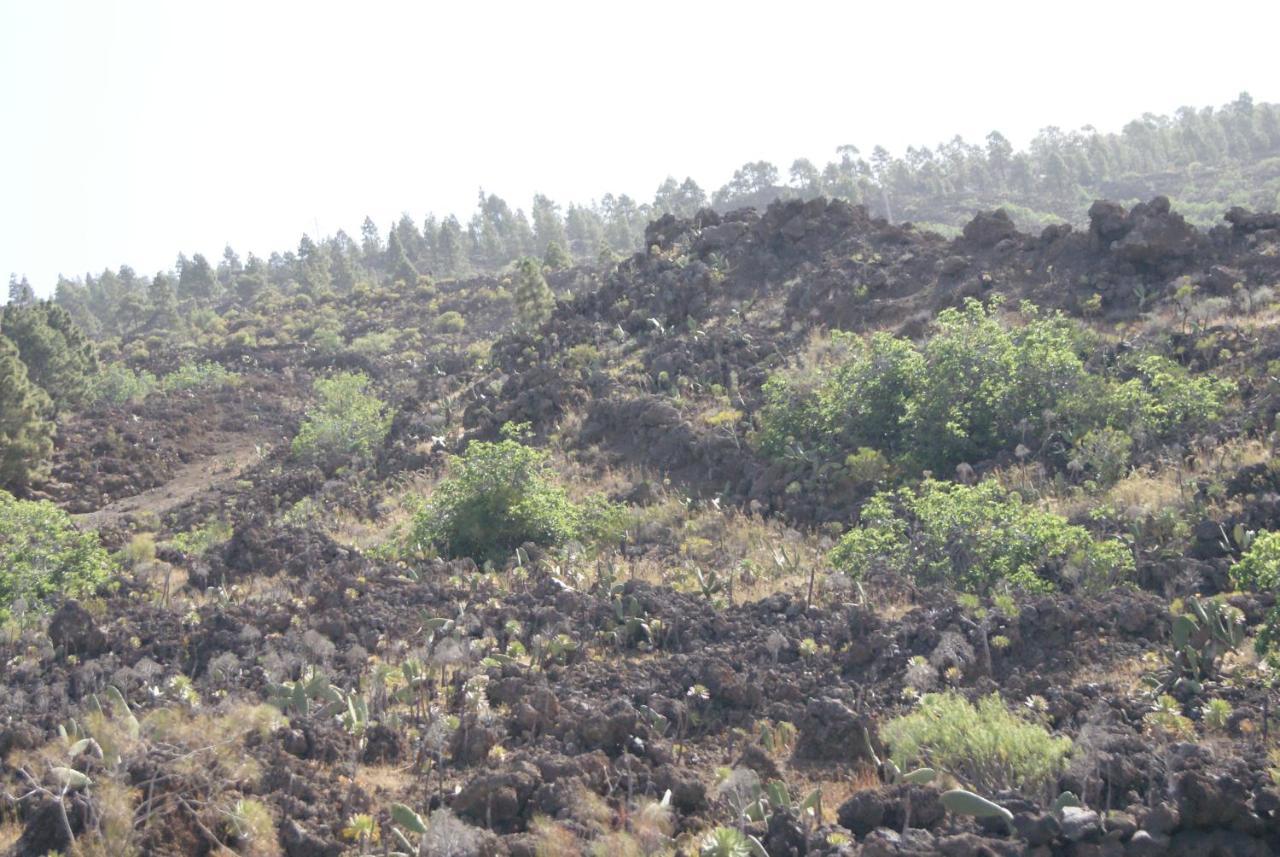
[354,763,414,797]
[791,765,881,826]
[1024,436,1270,525]
[602,500,840,605]
[0,818,22,852]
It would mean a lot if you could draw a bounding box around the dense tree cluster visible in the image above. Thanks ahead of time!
[7,94,1278,356]
[711,93,1280,230]
[0,300,98,491]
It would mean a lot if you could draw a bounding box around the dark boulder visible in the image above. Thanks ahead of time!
[47,600,107,657]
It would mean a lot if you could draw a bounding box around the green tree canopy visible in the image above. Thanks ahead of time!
[0,300,97,410]
[0,334,54,492]
[513,257,554,330]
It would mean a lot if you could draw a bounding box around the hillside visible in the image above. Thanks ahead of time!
[4,193,1280,857]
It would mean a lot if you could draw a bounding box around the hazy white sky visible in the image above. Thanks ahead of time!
[2,0,1278,292]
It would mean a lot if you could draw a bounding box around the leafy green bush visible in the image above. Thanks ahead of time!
[756,299,1235,476]
[161,360,237,393]
[0,490,113,616]
[757,331,921,460]
[349,331,396,357]
[829,479,1133,593]
[410,426,622,563]
[291,372,392,467]
[91,363,158,405]
[880,691,1072,798]
[1230,531,1280,663]
[1076,353,1234,442]
[435,311,466,334]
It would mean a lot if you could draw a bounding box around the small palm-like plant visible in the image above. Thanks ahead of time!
[699,826,767,857]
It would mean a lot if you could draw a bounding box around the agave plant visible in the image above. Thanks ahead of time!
[1145,595,1245,695]
[698,826,768,857]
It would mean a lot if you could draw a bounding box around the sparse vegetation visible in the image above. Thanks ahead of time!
[881,691,1073,798]
[2,84,1279,856]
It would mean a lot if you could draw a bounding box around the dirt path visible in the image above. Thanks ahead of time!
[73,437,270,530]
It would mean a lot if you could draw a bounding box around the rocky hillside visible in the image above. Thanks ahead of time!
[5,196,1280,857]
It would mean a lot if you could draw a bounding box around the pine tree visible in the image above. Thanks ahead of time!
[361,216,384,261]
[386,230,418,286]
[296,234,332,296]
[7,274,35,306]
[147,273,180,330]
[543,240,572,271]
[177,253,219,304]
[235,256,268,305]
[531,194,568,256]
[0,334,54,492]
[0,302,97,410]
[437,216,466,277]
[513,257,554,330]
[328,239,358,293]
[218,245,243,289]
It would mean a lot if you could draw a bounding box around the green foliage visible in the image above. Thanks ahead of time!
[1067,352,1234,443]
[0,301,98,409]
[434,310,466,333]
[348,331,396,357]
[1145,595,1244,694]
[906,300,1083,470]
[829,479,1133,594]
[1070,427,1133,486]
[513,257,555,331]
[0,490,113,617]
[699,827,767,857]
[159,360,237,393]
[881,691,1072,797]
[758,331,922,459]
[1203,697,1233,732]
[167,518,233,559]
[543,239,572,271]
[757,299,1234,477]
[1230,531,1280,664]
[0,334,54,492]
[290,372,392,467]
[90,363,158,405]
[410,426,622,563]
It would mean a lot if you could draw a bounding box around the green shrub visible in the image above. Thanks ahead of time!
[1097,353,1233,440]
[91,363,158,405]
[435,311,466,334]
[829,479,1133,593]
[1070,427,1133,487]
[1230,531,1280,663]
[0,490,113,616]
[905,300,1087,470]
[349,331,396,357]
[291,372,392,467]
[880,691,1072,798]
[410,426,621,563]
[755,299,1234,476]
[161,361,237,393]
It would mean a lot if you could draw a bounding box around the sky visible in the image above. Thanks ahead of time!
[2,0,1278,294]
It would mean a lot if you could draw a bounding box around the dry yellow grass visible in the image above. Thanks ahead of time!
[0,818,22,852]
[354,762,415,797]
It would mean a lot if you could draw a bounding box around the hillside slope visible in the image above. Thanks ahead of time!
[5,197,1280,856]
